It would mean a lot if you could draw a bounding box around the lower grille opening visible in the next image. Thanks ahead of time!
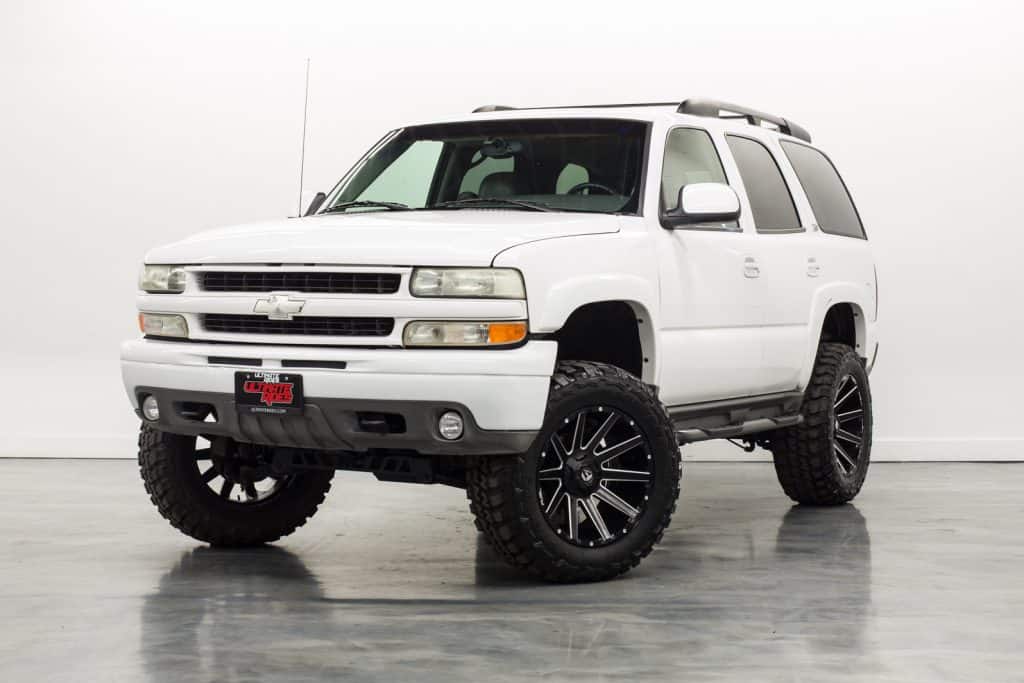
[176,402,218,423]
[203,314,394,337]
[356,412,406,434]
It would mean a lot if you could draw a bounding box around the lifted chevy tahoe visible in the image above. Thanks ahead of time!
[123,98,878,582]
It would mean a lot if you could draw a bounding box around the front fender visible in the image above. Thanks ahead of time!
[492,231,661,379]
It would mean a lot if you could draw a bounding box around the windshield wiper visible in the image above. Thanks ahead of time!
[429,197,554,213]
[322,200,411,213]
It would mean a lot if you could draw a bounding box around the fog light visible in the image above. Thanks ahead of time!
[438,411,464,440]
[141,395,160,421]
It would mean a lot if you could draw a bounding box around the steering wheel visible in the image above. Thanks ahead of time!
[567,182,616,195]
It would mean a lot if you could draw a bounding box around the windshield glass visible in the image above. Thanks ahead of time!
[324,118,649,215]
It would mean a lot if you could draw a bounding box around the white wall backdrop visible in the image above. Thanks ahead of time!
[2,0,1022,460]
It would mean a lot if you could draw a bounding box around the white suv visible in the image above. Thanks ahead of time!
[123,98,878,582]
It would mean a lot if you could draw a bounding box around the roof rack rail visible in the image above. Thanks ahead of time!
[677,98,811,143]
[472,105,517,113]
[470,99,812,143]
[472,102,679,113]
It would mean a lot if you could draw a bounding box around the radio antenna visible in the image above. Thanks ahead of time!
[296,58,311,216]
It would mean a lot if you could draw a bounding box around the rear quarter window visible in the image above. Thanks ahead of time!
[780,141,865,239]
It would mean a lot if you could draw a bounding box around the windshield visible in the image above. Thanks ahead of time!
[323,118,649,215]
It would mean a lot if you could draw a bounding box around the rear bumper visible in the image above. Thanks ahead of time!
[120,338,557,454]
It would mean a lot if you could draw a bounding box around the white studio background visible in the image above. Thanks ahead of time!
[1,0,1022,460]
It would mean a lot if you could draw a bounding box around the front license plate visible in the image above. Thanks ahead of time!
[234,371,304,415]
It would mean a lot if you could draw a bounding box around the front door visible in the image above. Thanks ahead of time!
[654,127,772,405]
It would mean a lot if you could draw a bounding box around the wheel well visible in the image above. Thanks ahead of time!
[552,301,644,378]
[820,303,857,349]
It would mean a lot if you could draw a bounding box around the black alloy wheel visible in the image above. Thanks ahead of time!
[831,374,867,476]
[195,440,292,505]
[536,406,655,547]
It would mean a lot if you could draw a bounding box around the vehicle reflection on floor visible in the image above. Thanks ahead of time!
[138,504,872,682]
[1,460,1018,682]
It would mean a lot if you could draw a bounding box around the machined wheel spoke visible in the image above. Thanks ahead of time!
[837,409,863,422]
[194,448,212,461]
[538,442,564,475]
[836,427,862,446]
[566,496,581,541]
[549,434,569,462]
[201,466,218,484]
[594,485,640,519]
[243,482,259,501]
[570,413,586,452]
[600,467,651,482]
[581,496,612,542]
[584,412,619,450]
[835,381,859,409]
[834,442,857,472]
[219,479,234,499]
[594,434,644,465]
[543,485,565,516]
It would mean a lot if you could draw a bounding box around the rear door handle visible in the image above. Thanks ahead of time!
[807,257,821,278]
[744,256,760,279]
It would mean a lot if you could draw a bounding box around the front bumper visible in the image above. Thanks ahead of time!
[120,339,557,455]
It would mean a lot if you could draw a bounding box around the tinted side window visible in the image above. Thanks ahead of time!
[781,141,865,238]
[725,136,801,232]
[660,128,727,211]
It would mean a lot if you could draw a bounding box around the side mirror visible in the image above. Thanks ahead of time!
[662,182,740,228]
[303,191,327,216]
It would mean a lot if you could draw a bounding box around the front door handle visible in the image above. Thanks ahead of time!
[744,256,760,279]
[807,257,821,278]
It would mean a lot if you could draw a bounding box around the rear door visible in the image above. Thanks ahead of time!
[725,134,816,392]
[779,140,875,358]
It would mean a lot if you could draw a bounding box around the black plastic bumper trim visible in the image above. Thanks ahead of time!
[134,387,536,456]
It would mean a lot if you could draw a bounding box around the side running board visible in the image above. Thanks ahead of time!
[668,391,804,445]
[676,415,802,444]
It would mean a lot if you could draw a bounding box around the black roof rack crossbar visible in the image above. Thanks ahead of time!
[471,99,812,143]
[677,98,811,143]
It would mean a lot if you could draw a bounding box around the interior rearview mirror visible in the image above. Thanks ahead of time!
[662,182,740,228]
[304,191,327,216]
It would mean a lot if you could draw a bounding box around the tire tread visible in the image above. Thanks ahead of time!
[138,426,333,546]
[771,343,871,506]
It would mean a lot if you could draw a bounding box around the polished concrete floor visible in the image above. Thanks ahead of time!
[0,460,1022,682]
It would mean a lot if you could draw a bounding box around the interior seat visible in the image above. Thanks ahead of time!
[479,172,524,197]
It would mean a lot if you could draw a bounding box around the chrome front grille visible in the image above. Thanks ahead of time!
[203,314,394,337]
[200,271,401,294]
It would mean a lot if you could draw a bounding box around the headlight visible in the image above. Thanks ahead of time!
[403,320,527,347]
[140,265,187,293]
[410,268,525,299]
[138,313,189,338]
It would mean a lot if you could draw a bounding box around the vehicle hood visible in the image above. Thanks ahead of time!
[145,211,621,266]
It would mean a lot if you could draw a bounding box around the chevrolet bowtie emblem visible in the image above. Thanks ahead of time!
[253,294,306,321]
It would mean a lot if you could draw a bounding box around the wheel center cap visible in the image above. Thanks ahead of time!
[579,467,595,484]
